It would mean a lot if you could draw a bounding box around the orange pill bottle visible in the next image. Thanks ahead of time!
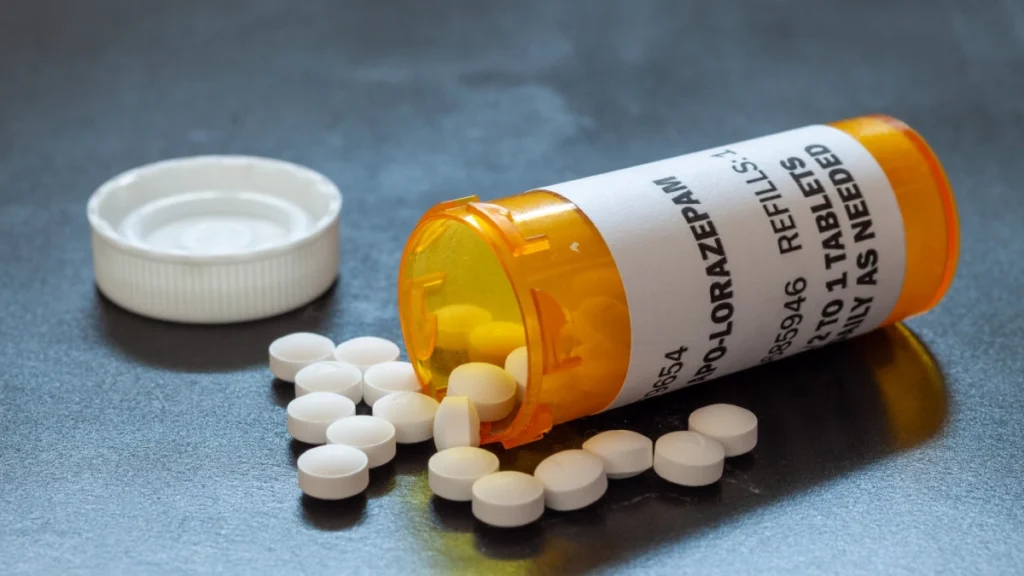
[398,115,959,448]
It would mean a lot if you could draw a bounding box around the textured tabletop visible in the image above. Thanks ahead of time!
[1,1,1022,574]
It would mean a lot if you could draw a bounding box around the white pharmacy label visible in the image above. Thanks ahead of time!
[544,125,906,410]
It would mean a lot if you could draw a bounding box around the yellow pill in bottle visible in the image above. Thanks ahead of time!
[398,115,959,448]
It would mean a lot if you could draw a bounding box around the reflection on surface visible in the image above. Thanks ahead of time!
[92,283,339,372]
[300,323,947,574]
[852,324,947,449]
[299,495,366,531]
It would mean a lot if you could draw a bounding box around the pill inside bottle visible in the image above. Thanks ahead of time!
[398,115,960,448]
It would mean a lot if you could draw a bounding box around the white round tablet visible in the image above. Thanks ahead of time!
[533,449,607,511]
[688,403,758,457]
[447,363,517,422]
[653,431,725,487]
[269,332,335,382]
[581,430,653,479]
[286,392,356,445]
[471,471,545,528]
[325,415,397,468]
[428,446,500,502]
[434,304,493,350]
[433,396,481,451]
[294,361,363,402]
[362,361,421,407]
[297,444,369,500]
[504,346,528,401]
[371,391,439,444]
[468,321,526,366]
[333,336,401,371]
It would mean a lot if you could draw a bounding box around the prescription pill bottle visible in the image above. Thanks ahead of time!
[398,115,959,448]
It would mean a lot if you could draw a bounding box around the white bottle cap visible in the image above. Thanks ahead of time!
[87,156,342,324]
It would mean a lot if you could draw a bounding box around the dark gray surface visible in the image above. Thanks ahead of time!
[1,1,1022,574]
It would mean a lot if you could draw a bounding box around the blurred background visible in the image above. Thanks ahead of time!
[1,1,1022,574]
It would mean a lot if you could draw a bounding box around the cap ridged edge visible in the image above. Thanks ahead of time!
[92,223,339,323]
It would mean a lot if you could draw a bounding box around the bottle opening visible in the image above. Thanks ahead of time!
[399,192,633,447]
[398,205,535,443]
